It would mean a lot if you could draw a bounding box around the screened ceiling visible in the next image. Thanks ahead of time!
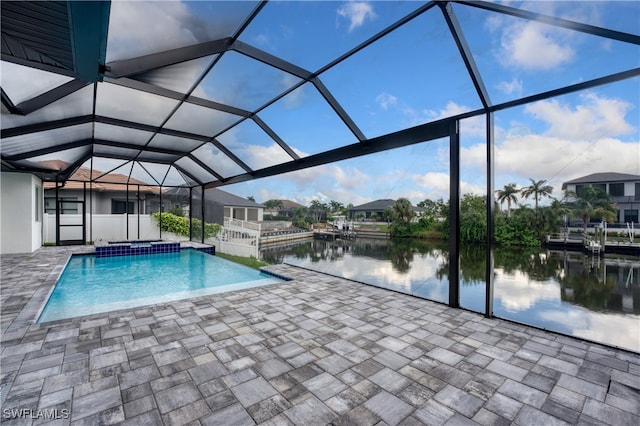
[1,1,639,188]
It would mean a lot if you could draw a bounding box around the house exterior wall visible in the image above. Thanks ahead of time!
[205,203,225,225]
[1,172,42,254]
[43,188,160,214]
[564,179,640,223]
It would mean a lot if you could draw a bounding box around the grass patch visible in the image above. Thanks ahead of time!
[216,252,269,269]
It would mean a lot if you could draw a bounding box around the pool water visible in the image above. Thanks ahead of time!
[39,250,284,322]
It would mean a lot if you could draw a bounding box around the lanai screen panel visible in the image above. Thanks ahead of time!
[1,1,638,188]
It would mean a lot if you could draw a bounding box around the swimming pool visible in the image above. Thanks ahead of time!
[38,250,285,322]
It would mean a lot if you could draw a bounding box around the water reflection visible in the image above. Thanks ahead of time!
[261,238,640,352]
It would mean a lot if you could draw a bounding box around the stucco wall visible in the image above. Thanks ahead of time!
[1,172,42,254]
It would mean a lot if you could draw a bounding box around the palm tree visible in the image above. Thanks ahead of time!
[309,199,327,222]
[564,185,617,232]
[521,178,553,211]
[329,200,344,214]
[549,197,572,230]
[392,198,415,223]
[496,183,519,217]
[264,199,284,212]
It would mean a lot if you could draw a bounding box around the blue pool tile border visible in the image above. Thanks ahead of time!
[193,246,215,255]
[95,242,215,258]
[259,269,292,281]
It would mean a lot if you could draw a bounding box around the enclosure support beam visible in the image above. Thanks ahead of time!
[137,185,141,241]
[89,180,93,244]
[485,113,495,318]
[159,188,163,240]
[189,187,193,241]
[201,185,206,244]
[82,182,87,245]
[126,184,130,241]
[55,181,60,246]
[448,120,460,308]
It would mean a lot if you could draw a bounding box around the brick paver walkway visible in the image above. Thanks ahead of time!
[1,246,639,425]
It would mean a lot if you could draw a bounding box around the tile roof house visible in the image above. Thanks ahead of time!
[264,200,306,217]
[349,199,425,221]
[43,166,161,215]
[43,165,264,224]
[562,172,640,224]
[165,187,264,224]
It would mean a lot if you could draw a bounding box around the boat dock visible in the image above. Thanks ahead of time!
[313,230,356,241]
[545,234,640,256]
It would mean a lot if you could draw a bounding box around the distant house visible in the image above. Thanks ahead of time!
[164,187,264,224]
[207,188,264,223]
[264,200,306,218]
[43,167,161,215]
[44,166,264,225]
[349,199,425,221]
[562,172,640,224]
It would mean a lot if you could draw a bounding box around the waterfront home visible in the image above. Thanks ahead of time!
[562,172,640,224]
[349,199,426,221]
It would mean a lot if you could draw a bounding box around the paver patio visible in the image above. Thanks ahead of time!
[1,246,639,425]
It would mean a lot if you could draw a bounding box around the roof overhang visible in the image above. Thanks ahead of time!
[1,0,111,82]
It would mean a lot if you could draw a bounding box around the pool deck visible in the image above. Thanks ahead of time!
[1,247,639,425]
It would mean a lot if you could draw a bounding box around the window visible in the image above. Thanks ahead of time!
[576,183,606,197]
[44,197,78,214]
[112,199,134,214]
[624,210,638,223]
[635,183,640,201]
[609,182,624,197]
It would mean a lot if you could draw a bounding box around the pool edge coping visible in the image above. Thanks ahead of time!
[34,248,296,326]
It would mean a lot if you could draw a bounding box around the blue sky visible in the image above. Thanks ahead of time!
[105,1,639,207]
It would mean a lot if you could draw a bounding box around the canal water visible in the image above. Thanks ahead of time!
[260,237,640,353]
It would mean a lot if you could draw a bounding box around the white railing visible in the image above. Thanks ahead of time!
[224,218,261,233]
[207,225,259,258]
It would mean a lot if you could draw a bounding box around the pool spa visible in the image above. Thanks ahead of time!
[38,250,286,322]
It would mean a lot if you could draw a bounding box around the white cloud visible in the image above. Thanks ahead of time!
[410,172,485,200]
[333,165,368,190]
[237,143,293,170]
[525,94,635,140]
[376,93,397,111]
[498,21,575,70]
[107,2,195,61]
[402,101,473,128]
[281,84,308,110]
[495,270,560,311]
[336,2,376,32]
[496,77,523,96]
[253,162,372,206]
[107,1,243,62]
[461,92,639,195]
[533,309,640,353]
[191,144,244,178]
[464,135,638,188]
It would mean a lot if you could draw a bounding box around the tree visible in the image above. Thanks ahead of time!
[264,199,284,212]
[391,198,415,224]
[521,178,553,211]
[564,185,617,231]
[309,199,327,222]
[329,200,344,214]
[460,194,487,243]
[496,183,519,217]
[382,208,394,223]
[549,197,572,230]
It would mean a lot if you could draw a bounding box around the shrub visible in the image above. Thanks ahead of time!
[151,212,221,239]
